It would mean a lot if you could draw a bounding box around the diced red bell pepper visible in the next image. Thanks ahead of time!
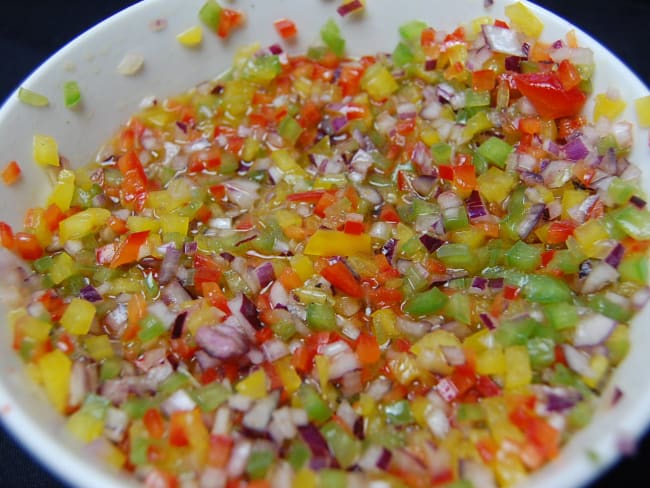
[117,151,148,209]
[110,231,150,268]
[0,221,14,249]
[14,232,43,260]
[194,253,222,291]
[356,332,381,365]
[1,161,22,186]
[217,8,245,39]
[143,408,166,439]
[557,59,581,90]
[274,18,297,39]
[379,203,400,223]
[321,261,362,298]
[207,435,233,468]
[516,72,587,119]
[546,220,577,244]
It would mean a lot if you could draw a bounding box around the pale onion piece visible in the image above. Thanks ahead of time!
[117,53,144,76]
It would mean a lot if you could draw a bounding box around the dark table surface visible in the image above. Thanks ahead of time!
[0,1,648,487]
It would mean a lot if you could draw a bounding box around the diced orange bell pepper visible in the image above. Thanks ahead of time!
[110,230,150,268]
[321,261,363,297]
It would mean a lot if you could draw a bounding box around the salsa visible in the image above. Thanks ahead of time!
[2,5,650,488]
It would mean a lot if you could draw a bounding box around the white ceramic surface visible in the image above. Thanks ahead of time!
[0,1,648,487]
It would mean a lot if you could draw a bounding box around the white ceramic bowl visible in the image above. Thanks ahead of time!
[0,1,648,487]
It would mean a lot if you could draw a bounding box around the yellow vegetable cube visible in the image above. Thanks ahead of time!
[127,216,160,233]
[582,354,609,389]
[84,335,114,361]
[463,328,495,353]
[573,220,610,258]
[67,411,104,443]
[47,169,76,211]
[290,255,314,282]
[450,227,486,248]
[476,347,506,376]
[561,188,588,220]
[371,308,398,345]
[176,25,203,47]
[236,368,268,399]
[420,127,440,146]
[593,93,626,121]
[315,355,330,389]
[634,95,650,127]
[304,230,372,256]
[275,209,302,230]
[293,469,318,488]
[504,345,532,390]
[161,214,190,235]
[477,167,517,204]
[58,208,111,242]
[19,316,52,342]
[33,134,60,166]
[38,349,71,413]
[276,359,302,395]
[361,63,399,101]
[61,298,96,335]
[50,252,77,285]
[411,329,462,375]
[271,149,307,178]
[505,2,544,38]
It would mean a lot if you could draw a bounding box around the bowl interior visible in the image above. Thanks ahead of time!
[0,1,648,487]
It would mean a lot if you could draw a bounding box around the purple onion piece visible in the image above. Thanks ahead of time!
[254,262,275,289]
[353,417,365,440]
[80,285,102,303]
[504,55,523,72]
[552,39,564,49]
[484,0,494,6]
[184,241,198,255]
[612,386,624,406]
[237,294,262,330]
[331,116,348,133]
[220,252,235,262]
[519,170,544,186]
[419,234,444,253]
[488,278,504,289]
[466,190,487,219]
[517,203,545,239]
[471,277,487,290]
[479,313,496,330]
[381,238,398,263]
[412,175,436,196]
[376,447,392,470]
[235,234,258,247]
[630,195,647,209]
[605,243,625,269]
[196,325,248,359]
[337,0,363,16]
[159,247,181,285]
[175,121,188,133]
[564,136,589,161]
[546,390,580,412]
[171,311,187,339]
[424,59,437,71]
[268,43,283,55]
[298,424,333,468]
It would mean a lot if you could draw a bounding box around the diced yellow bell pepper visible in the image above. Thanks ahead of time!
[361,63,399,101]
[50,252,77,285]
[33,134,60,166]
[476,347,506,376]
[290,255,314,282]
[420,127,441,146]
[561,188,588,220]
[275,358,302,395]
[463,328,496,353]
[593,93,626,122]
[61,298,96,335]
[161,214,190,235]
[58,208,111,242]
[276,209,302,231]
[236,368,268,399]
[463,110,493,140]
[504,346,532,390]
[582,354,609,389]
[450,227,486,248]
[410,396,431,428]
[505,2,544,38]
[19,315,52,342]
[293,469,318,488]
[573,220,610,258]
[103,442,127,469]
[47,169,75,211]
[371,308,399,345]
[358,393,377,417]
[84,334,114,361]
[634,95,650,128]
[477,167,517,204]
[185,301,224,335]
[127,216,160,233]
[223,79,255,118]
[176,25,203,47]
[494,452,528,487]
[388,354,420,385]
[304,230,372,256]
[270,149,308,180]
[38,349,71,413]
[411,329,462,375]
[67,410,105,443]
[315,355,330,389]
[482,397,524,444]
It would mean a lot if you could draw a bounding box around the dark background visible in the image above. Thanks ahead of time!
[0,0,648,486]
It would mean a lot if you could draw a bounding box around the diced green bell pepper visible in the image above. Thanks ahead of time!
[522,275,572,304]
[246,450,275,480]
[505,240,541,272]
[403,287,448,316]
[321,421,361,468]
[384,399,414,425]
[298,385,332,423]
[476,136,513,168]
[306,302,337,331]
[543,302,579,330]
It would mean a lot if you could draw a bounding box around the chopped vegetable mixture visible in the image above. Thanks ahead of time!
[2,5,650,488]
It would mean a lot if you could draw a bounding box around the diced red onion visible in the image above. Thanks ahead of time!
[564,136,590,161]
[357,185,383,206]
[194,350,219,370]
[611,386,624,406]
[269,281,289,310]
[135,348,167,372]
[419,234,444,253]
[159,246,181,285]
[436,83,456,104]
[459,459,497,488]
[196,325,249,359]
[519,170,544,186]
[550,46,594,66]
[411,176,435,197]
[337,0,363,16]
[438,190,463,210]
[104,408,129,443]
[329,351,361,379]
[466,190,487,219]
[484,0,494,6]
[517,203,545,239]
[504,56,522,72]
[542,160,573,188]
[374,111,397,134]
[396,316,432,339]
[470,277,487,291]
[162,280,192,307]
[482,24,525,56]
[366,377,392,400]
[254,262,275,289]
[563,345,594,377]
[298,424,333,468]
[546,389,581,412]
[331,116,348,133]
[604,243,625,268]
[581,261,619,294]
[574,314,616,347]
[479,313,497,330]
[612,121,633,149]
[227,441,252,478]
[225,179,260,209]
[230,293,262,330]
[397,103,417,120]
[629,195,647,209]
[420,100,442,121]
[183,241,197,255]
[262,339,290,362]
[148,301,177,329]
[80,284,102,303]
[243,392,278,431]
[268,43,283,55]
[381,238,398,263]
[488,278,504,289]
[632,287,650,310]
